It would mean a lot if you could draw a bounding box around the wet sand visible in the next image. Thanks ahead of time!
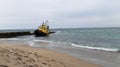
[0,42,100,67]
[48,44,120,67]
[32,41,120,67]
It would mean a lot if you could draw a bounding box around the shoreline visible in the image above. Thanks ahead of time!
[0,41,100,67]
[47,43,120,67]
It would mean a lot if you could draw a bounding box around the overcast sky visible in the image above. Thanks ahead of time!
[0,0,120,29]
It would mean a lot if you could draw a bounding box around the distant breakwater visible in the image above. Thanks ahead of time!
[0,31,33,38]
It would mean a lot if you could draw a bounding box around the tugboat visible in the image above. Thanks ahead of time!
[34,20,49,37]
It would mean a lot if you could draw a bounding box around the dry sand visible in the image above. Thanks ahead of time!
[0,42,100,67]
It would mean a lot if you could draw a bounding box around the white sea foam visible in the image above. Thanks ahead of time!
[27,40,35,46]
[27,38,120,52]
[0,38,7,40]
[0,38,30,41]
[29,42,35,46]
[33,39,53,43]
[54,31,61,34]
[71,43,120,52]
[7,38,20,40]
[0,38,20,40]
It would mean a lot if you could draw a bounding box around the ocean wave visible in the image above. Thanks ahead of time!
[27,39,69,47]
[27,41,35,46]
[71,43,120,52]
[10,38,31,41]
[0,38,32,41]
[0,38,7,40]
[33,39,53,43]
[30,39,120,52]
[54,31,61,34]
[0,38,20,40]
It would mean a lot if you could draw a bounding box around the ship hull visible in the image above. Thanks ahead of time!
[34,30,48,37]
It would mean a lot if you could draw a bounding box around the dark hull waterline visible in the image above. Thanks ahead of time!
[34,30,48,37]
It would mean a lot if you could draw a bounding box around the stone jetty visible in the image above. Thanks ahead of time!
[0,31,33,38]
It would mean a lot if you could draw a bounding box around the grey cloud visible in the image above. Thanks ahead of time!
[0,0,120,29]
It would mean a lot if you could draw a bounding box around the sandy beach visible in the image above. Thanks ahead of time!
[0,42,100,67]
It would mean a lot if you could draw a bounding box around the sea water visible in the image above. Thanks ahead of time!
[1,27,120,52]
[1,28,120,67]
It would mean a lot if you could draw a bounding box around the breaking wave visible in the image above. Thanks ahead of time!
[1,37,119,52]
[71,43,120,52]
[28,39,120,52]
